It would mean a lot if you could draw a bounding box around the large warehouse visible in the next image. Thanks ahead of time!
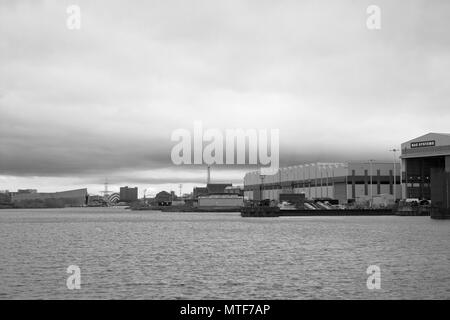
[400,133,450,202]
[244,162,401,204]
[11,188,88,206]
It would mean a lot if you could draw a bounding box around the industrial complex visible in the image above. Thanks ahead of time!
[400,133,450,217]
[1,132,449,217]
[9,188,88,207]
[241,132,450,218]
[244,162,401,204]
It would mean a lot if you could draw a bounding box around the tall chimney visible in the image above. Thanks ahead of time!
[207,165,211,184]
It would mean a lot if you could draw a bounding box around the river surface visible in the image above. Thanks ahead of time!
[0,208,449,299]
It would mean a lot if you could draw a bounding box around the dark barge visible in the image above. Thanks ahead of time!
[241,207,394,217]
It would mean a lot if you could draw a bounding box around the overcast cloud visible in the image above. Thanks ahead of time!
[1,0,449,194]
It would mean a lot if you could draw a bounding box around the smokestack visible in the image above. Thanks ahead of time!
[207,165,211,184]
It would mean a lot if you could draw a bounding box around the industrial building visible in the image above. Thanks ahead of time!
[197,194,244,207]
[10,188,88,206]
[119,186,138,202]
[152,191,176,206]
[190,183,244,208]
[244,162,401,204]
[224,185,244,196]
[400,133,450,217]
[193,183,232,198]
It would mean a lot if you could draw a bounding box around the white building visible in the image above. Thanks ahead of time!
[243,162,400,204]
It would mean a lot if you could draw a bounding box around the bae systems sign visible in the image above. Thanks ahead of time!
[411,140,435,148]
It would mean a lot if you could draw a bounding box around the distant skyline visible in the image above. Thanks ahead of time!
[1,0,450,195]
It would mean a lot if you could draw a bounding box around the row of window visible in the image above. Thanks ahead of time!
[245,180,400,191]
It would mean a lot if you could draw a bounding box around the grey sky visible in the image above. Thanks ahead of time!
[1,0,449,194]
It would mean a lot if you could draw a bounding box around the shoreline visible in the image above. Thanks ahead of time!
[0,205,437,218]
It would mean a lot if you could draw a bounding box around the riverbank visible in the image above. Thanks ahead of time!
[130,205,432,217]
[241,207,396,217]
[241,207,432,217]
[131,205,241,212]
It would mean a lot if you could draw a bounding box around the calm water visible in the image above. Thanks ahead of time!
[0,208,449,299]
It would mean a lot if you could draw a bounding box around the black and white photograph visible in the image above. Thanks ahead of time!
[0,0,449,309]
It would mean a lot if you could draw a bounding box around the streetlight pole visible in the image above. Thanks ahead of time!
[330,164,334,198]
[260,174,266,202]
[300,165,304,195]
[369,160,374,207]
[390,149,399,202]
[344,163,349,203]
[315,163,318,199]
[305,164,311,199]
